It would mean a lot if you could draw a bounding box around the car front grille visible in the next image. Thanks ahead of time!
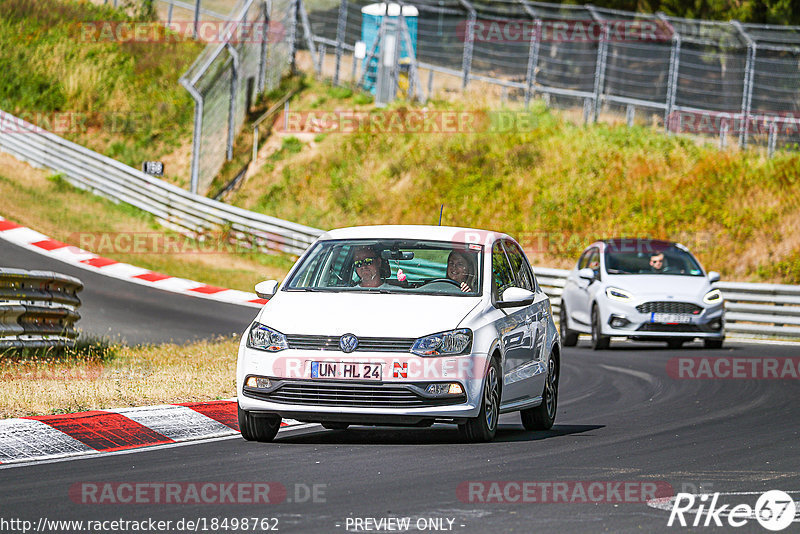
[246,381,463,408]
[637,323,702,333]
[636,302,703,314]
[285,335,415,352]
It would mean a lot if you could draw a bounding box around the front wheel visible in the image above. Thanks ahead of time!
[238,405,281,442]
[521,353,558,430]
[591,306,610,350]
[560,304,579,347]
[459,359,500,442]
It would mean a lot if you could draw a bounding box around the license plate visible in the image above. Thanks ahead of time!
[310,362,382,380]
[651,313,692,324]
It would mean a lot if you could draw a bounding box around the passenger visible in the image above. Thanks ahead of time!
[447,250,476,293]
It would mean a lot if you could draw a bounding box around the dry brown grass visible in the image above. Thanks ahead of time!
[0,338,239,418]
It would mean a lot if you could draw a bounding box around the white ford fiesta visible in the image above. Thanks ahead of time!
[236,225,560,442]
[559,238,725,350]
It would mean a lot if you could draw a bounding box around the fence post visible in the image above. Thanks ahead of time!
[289,0,299,74]
[193,0,201,39]
[257,0,271,94]
[626,104,635,127]
[732,21,756,149]
[167,2,174,24]
[519,1,541,108]
[333,0,348,86]
[458,0,476,91]
[180,79,204,195]
[297,0,319,75]
[225,43,240,161]
[720,119,728,149]
[657,13,681,133]
[767,120,777,157]
[587,6,608,122]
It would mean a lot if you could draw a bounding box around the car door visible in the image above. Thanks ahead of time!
[571,246,600,329]
[502,240,548,402]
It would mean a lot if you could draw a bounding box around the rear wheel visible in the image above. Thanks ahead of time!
[667,339,685,349]
[521,353,558,431]
[591,306,610,350]
[560,305,579,347]
[704,338,724,349]
[459,358,500,442]
[238,405,281,442]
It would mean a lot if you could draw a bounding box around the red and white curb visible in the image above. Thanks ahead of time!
[0,216,267,308]
[0,401,301,465]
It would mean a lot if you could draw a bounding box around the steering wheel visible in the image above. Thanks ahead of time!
[421,278,462,287]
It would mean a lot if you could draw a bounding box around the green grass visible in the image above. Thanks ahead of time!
[232,80,800,283]
[0,0,202,181]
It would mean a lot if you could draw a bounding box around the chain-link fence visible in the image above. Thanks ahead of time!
[305,0,800,154]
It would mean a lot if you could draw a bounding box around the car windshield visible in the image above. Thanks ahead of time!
[605,245,704,276]
[285,239,483,295]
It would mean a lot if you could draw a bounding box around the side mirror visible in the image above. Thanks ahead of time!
[497,287,535,309]
[254,280,279,299]
[707,271,721,284]
[578,268,596,281]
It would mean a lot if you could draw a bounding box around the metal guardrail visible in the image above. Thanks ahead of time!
[0,269,83,349]
[0,110,324,256]
[534,267,800,340]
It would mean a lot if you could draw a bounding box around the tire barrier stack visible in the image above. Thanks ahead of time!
[0,268,83,349]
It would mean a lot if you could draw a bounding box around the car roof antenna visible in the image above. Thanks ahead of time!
[438,204,444,226]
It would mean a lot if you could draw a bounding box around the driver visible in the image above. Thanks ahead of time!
[447,250,476,293]
[649,252,667,273]
[353,246,386,288]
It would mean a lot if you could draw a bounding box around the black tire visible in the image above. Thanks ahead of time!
[459,358,500,442]
[667,339,685,349]
[521,352,558,431]
[560,304,579,347]
[322,423,349,430]
[704,338,724,349]
[591,306,610,350]
[238,405,281,442]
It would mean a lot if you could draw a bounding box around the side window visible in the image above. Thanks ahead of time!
[578,250,590,270]
[492,242,515,301]
[587,248,600,273]
[503,240,534,292]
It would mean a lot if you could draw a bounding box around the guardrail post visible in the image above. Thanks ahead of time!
[458,0,476,91]
[657,13,680,133]
[333,0,348,85]
[767,120,777,157]
[732,21,756,149]
[167,2,174,24]
[626,104,635,127]
[720,119,728,149]
[289,0,299,74]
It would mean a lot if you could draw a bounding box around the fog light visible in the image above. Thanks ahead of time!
[246,376,271,389]
[425,383,463,396]
[710,319,723,331]
[609,314,630,328]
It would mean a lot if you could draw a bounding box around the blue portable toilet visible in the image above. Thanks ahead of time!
[361,3,418,93]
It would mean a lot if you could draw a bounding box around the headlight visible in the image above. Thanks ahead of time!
[605,287,633,302]
[247,323,288,352]
[411,329,472,357]
[703,289,723,305]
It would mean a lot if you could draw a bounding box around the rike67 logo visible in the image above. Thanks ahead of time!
[667,490,797,531]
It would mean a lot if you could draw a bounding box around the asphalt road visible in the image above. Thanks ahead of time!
[0,239,258,344]
[2,340,798,533]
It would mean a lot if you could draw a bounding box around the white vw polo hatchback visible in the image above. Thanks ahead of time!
[237,225,560,442]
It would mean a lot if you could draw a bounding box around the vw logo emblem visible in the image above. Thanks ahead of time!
[339,333,358,353]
